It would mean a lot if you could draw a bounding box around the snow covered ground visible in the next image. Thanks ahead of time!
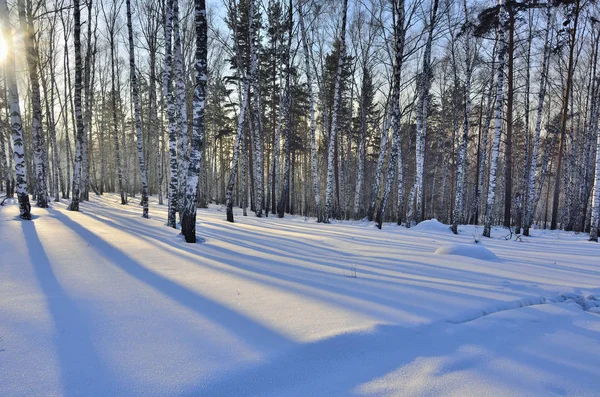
[1,194,599,396]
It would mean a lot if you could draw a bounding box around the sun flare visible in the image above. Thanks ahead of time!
[0,30,8,62]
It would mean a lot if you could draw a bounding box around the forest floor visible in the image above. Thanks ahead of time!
[1,193,600,396]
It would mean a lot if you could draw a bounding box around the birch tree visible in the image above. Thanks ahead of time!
[375,0,405,230]
[226,0,251,223]
[18,0,48,208]
[523,4,552,236]
[483,0,507,238]
[68,0,85,212]
[181,0,207,243]
[173,0,189,219]
[324,0,349,223]
[298,0,321,222]
[451,0,472,234]
[126,0,149,218]
[1,0,31,219]
[408,0,438,227]
[162,0,178,227]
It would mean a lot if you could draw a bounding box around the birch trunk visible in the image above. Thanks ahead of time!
[18,0,48,208]
[0,0,31,219]
[368,105,391,221]
[126,0,150,218]
[249,0,263,217]
[375,0,405,229]
[452,0,471,234]
[483,0,506,238]
[324,0,348,223]
[524,5,552,236]
[68,0,85,212]
[181,0,207,243]
[278,0,294,218]
[299,1,322,222]
[173,0,189,218]
[354,78,367,220]
[162,0,178,227]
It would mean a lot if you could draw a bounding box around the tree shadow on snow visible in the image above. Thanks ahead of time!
[22,221,120,397]
[49,208,292,354]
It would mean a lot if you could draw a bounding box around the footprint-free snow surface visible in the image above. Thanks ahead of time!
[1,195,600,396]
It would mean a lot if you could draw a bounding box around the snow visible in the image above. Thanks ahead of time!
[434,243,499,261]
[412,218,452,233]
[1,194,600,396]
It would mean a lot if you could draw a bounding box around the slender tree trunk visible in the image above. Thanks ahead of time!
[299,0,322,222]
[483,0,507,238]
[68,0,85,212]
[126,0,149,218]
[173,0,189,219]
[181,0,207,242]
[524,5,552,236]
[375,0,405,229]
[278,0,294,218]
[324,0,348,223]
[161,0,178,227]
[1,0,31,219]
[551,0,580,230]
[503,9,515,228]
[18,0,48,208]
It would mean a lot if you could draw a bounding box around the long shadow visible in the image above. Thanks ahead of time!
[90,205,515,297]
[50,208,292,353]
[84,209,509,322]
[22,221,120,396]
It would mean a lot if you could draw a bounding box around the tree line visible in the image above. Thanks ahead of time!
[1,0,600,243]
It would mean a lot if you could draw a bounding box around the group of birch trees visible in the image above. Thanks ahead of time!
[1,0,600,242]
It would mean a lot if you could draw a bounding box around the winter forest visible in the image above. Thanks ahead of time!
[1,0,600,396]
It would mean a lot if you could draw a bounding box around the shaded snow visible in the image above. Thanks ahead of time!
[435,243,499,261]
[1,194,599,396]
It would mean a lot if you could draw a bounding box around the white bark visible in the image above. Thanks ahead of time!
[18,0,48,208]
[182,0,207,242]
[299,0,322,221]
[161,0,178,227]
[0,0,30,219]
[68,0,85,212]
[452,0,471,234]
[126,0,150,218]
[324,0,349,223]
[173,0,189,218]
[483,0,506,238]
[375,0,405,229]
[524,5,552,236]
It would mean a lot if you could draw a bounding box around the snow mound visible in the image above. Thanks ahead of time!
[434,243,498,261]
[412,219,452,233]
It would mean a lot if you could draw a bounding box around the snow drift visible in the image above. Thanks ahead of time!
[434,243,499,261]
[412,218,452,233]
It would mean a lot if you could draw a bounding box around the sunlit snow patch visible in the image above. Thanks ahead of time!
[434,243,498,261]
